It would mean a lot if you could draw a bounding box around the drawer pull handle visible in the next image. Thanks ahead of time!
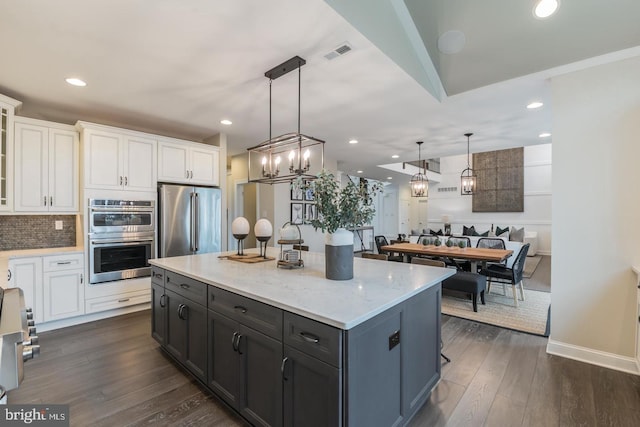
[232,332,239,351]
[153,272,163,279]
[300,332,320,344]
[159,294,166,308]
[118,298,130,303]
[180,284,190,289]
[178,304,188,320]
[56,261,72,265]
[281,357,289,381]
[234,305,247,314]
[236,334,243,355]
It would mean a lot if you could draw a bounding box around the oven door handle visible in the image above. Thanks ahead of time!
[91,239,154,246]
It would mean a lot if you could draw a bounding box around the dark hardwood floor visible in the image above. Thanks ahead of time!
[9,310,640,426]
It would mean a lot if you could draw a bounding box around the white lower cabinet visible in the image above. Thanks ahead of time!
[8,252,84,324]
[85,289,151,314]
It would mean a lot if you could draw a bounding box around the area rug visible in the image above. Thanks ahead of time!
[441,288,550,336]
[523,255,542,278]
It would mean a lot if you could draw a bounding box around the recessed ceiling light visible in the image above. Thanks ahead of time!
[527,101,543,109]
[387,177,393,180]
[220,119,232,125]
[357,170,363,174]
[65,77,86,87]
[539,132,552,138]
[391,154,399,159]
[533,0,559,19]
[349,139,358,144]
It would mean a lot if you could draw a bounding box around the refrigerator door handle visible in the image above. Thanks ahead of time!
[194,192,199,252]
[189,192,195,252]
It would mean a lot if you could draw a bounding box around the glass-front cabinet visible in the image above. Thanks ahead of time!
[0,94,22,211]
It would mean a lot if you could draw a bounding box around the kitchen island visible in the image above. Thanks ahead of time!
[150,248,454,427]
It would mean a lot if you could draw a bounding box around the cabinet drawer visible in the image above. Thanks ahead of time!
[85,289,150,313]
[284,312,343,368]
[151,267,165,287]
[208,286,282,340]
[165,271,207,306]
[42,253,84,272]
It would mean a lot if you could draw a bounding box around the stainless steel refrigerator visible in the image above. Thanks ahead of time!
[158,183,221,258]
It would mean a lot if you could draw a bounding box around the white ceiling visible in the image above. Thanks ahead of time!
[1,0,639,183]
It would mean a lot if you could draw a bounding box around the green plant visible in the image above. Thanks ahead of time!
[445,239,453,247]
[435,238,441,246]
[296,170,383,234]
[458,240,466,248]
[422,237,429,245]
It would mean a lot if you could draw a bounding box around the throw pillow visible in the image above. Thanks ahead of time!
[509,226,524,242]
[429,228,443,236]
[411,228,420,236]
[479,230,489,237]
[495,226,509,236]
[462,225,475,236]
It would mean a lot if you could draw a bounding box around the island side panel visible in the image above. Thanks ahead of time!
[344,284,441,427]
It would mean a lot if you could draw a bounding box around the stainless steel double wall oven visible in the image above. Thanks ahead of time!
[88,199,155,284]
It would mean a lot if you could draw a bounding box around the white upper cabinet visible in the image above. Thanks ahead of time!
[80,123,157,192]
[158,139,219,186]
[0,95,21,211]
[14,119,79,213]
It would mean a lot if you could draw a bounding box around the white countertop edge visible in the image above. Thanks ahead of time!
[150,250,456,330]
[632,265,640,276]
[0,246,84,258]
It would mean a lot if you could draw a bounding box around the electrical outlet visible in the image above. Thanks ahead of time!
[388,330,400,350]
[55,220,63,230]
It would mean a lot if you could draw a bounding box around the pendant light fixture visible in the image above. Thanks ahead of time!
[460,132,476,195]
[408,141,428,198]
[247,56,325,184]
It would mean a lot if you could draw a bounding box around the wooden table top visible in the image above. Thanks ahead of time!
[381,243,513,262]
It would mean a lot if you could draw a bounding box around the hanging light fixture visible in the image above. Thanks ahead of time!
[247,56,325,184]
[460,132,476,195]
[406,141,428,198]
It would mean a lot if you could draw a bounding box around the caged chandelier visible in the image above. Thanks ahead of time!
[460,132,477,195]
[406,141,428,198]
[247,56,325,184]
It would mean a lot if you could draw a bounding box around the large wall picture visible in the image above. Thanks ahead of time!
[472,147,524,212]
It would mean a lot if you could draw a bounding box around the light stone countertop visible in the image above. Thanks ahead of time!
[0,246,84,289]
[150,248,455,330]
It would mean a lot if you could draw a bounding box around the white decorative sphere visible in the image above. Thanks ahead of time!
[231,217,250,236]
[254,218,273,238]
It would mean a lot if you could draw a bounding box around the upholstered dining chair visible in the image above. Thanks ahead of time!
[476,237,507,270]
[362,252,388,261]
[374,235,403,262]
[479,243,530,307]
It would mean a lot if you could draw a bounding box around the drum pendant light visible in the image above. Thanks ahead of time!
[460,133,477,195]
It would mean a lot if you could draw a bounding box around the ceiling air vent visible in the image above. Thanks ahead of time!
[324,43,353,60]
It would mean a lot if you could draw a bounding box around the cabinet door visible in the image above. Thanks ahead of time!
[151,282,166,345]
[165,290,187,362]
[190,145,219,186]
[123,135,156,191]
[0,103,15,211]
[208,309,241,408]
[14,122,48,212]
[8,257,43,323]
[83,129,124,190]
[158,141,189,183]
[48,128,79,212]
[184,298,208,382]
[238,325,283,427]
[43,270,84,321]
[283,346,341,427]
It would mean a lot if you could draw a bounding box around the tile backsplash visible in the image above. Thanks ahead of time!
[0,215,77,251]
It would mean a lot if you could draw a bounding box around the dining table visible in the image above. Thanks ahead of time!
[380,242,513,272]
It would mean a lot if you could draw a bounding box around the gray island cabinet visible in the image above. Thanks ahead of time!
[150,249,454,427]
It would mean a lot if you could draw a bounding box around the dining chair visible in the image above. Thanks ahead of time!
[374,235,403,262]
[475,237,507,270]
[443,236,472,271]
[362,252,388,261]
[479,243,530,307]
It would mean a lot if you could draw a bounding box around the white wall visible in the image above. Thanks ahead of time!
[425,144,552,254]
[549,55,640,373]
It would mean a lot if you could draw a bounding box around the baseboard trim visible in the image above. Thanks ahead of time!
[546,339,640,375]
[38,303,150,332]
